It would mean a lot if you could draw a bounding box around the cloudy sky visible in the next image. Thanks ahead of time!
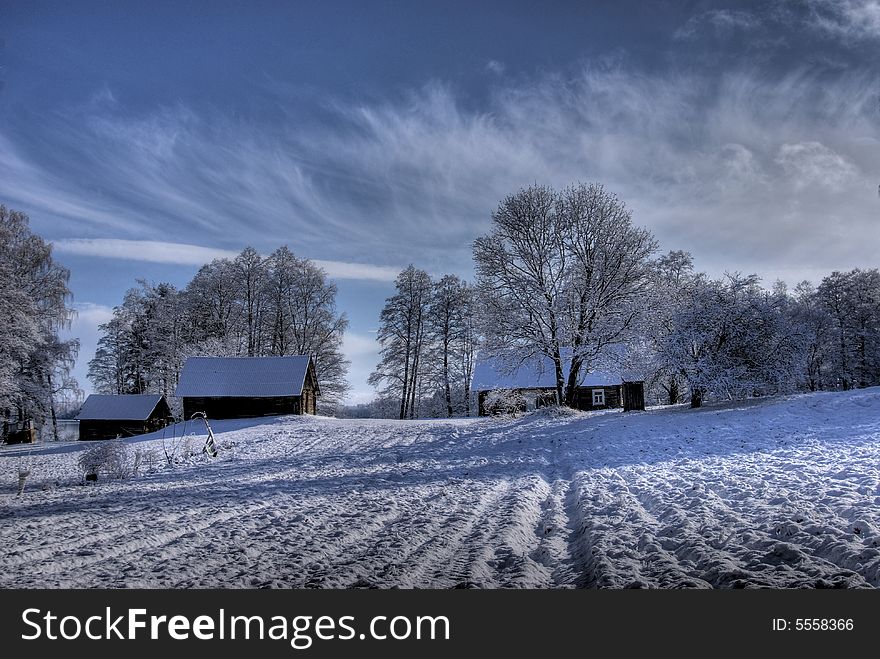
[2,0,879,404]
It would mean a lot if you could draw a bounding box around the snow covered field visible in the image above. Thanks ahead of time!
[2,388,880,589]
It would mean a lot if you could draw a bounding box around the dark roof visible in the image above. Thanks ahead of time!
[174,356,317,398]
[77,394,166,421]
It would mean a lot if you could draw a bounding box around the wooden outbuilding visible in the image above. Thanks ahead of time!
[77,394,172,440]
[175,356,320,420]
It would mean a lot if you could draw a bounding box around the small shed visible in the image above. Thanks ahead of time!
[77,394,172,441]
[175,355,320,419]
[471,353,643,415]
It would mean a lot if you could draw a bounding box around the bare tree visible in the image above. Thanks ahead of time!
[474,184,568,404]
[557,183,658,406]
[428,275,475,417]
[370,266,433,419]
[474,183,656,407]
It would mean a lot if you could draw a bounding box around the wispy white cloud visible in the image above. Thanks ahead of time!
[342,331,380,358]
[2,60,879,288]
[674,9,761,40]
[806,0,880,40]
[54,238,238,265]
[313,260,399,282]
[775,141,859,191]
[486,59,506,75]
[52,238,399,281]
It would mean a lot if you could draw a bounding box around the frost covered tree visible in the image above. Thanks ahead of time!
[0,206,79,438]
[369,266,433,419]
[790,281,833,391]
[233,246,268,357]
[427,275,477,417]
[556,183,657,406]
[656,273,801,408]
[88,314,129,394]
[639,250,697,404]
[816,269,880,389]
[184,258,243,354]
[89,281,184,396]
[473,183,656,407]
[262,246,350,412]
[473,184,568,404]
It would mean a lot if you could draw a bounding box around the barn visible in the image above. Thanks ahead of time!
[175,356,320,419]
[77,394,172,440]
[471,354,645,416]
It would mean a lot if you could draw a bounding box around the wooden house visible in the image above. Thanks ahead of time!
[77,394,172,440]
[175,356,320,419]
[471,353,645,415]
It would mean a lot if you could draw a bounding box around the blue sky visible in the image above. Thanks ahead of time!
[2,0,879,403]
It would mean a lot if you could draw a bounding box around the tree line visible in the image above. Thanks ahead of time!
[365,183,880,416]
[0,206,79,440]
[87,246,350,414]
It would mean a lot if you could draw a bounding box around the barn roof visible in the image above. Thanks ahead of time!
[77,394,166,421]
[175,356,317,398]
[471,353,623,391]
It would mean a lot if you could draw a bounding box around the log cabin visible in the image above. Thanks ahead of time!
[175,355,320,419]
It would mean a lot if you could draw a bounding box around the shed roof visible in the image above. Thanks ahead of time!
[77,394,166,421]
[471,353,623,391]
[175,356,317,398]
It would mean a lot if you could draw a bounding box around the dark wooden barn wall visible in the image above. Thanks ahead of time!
[182,393,323,420]
[79,419,150,441]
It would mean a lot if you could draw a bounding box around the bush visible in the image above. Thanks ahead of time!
[132,447,159,475]
[483,388,527,416]
[78,440,131,481]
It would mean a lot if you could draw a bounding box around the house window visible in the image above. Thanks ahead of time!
[592,389,605,406]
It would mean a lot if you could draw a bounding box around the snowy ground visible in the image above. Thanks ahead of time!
[2,388,880,588]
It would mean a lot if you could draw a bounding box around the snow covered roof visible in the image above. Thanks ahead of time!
[77,394,166,421]
[175,356,316,398]
[471,353,623,391]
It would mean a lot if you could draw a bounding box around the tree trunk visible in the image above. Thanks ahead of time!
[552,350,565,407]
[564,355,583,407]
[48,372,58,442]
[443,339,453,417]
[690,387,704,408]
[668,378,679,405]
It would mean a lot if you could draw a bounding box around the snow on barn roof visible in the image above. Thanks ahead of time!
[77,394,166,421]
[175,356,316,398]
[471,353,623,391]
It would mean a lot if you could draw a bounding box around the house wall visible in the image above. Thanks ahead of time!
[570,385,622,411]
[183,396,304,420]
